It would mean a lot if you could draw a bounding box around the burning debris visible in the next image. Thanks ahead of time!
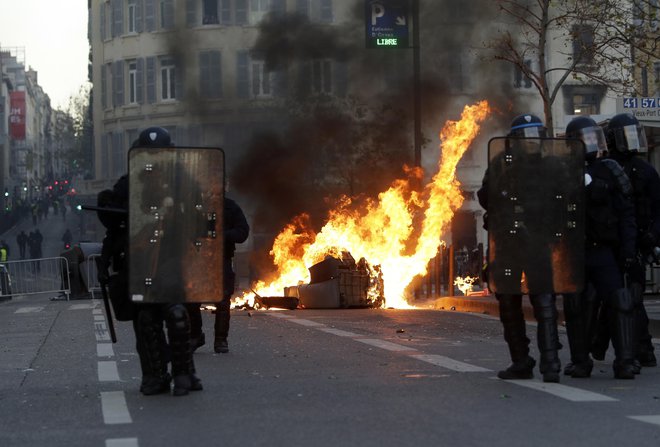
[235,101,491,310]
[454,276,480,296]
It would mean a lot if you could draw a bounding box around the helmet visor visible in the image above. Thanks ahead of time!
[615,123,648,153]
[510,124,547,138]
[577,125,607,156]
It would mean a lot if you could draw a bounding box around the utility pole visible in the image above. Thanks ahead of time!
[412,0,421,168]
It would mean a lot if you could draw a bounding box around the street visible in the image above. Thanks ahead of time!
[1,291,660,447]
[2,209,660,447]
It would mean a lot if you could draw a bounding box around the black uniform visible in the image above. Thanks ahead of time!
[583,158,637,378]
[596,152,660,366]
[188,197,249,353]
[97,128,202,396]
[478,159,563,383]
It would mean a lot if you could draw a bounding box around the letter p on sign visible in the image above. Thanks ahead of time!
[371,2,384,25]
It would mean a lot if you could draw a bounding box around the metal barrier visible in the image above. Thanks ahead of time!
[86,254,102,299]
[0,257,71,300]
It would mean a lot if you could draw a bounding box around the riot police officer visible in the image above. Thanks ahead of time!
[188,195,249,354]
[598,113,658,368]
[477,114,563,383]
[564,115,638,379]
[98,127,202,396]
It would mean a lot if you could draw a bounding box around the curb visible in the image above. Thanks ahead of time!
[432,295,660,339]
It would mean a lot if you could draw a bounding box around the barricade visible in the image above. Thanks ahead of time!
[0,257,71,300]
[87,254,102,299]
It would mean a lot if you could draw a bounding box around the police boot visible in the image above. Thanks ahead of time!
[591,304,610,361]
[633,286,657,367]
[562,293,593,378]
[496,295,535,380]
[531,294,561,383]
[136,309,171,395]
[214,299,231,354]
[608,289,636,380]
[166,304,196,396]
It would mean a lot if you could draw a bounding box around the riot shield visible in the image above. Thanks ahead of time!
[128,146,224,303]
[486,137,585,295]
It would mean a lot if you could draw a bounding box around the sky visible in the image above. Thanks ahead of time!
[0,0,90,110]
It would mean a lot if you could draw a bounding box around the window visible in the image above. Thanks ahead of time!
[573,25,595,65]
[204,0,219,24]
[514,60,533,89]
[250,0,270,23]
[296,0,309,17]
[563,85,604,115]
[319,0,332,23]
[199,51,223,98]
[160,0,174,29]
[128,61,138,104]
[251,60,272,97]
[127,0,137,33]
[311,59,332,94]
[160,58,176,100]
[112,132,125,177]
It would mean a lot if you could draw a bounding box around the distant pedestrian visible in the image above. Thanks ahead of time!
[16,230,28,259]
[28,230,43,273]
[0,241,8,262]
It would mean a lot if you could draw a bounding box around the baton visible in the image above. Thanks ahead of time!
[99,281,118,343]
[80,204,128,214]
[95,255,118,343]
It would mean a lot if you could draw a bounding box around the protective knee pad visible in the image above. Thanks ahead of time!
[609,289,634,314]
[530,294,557,321]
[166,304,190,333]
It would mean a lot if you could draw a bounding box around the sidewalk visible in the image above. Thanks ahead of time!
[432,292,660,339]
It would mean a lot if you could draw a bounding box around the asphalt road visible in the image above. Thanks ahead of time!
[1,295,660,447]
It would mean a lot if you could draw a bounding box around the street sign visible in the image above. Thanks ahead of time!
[617,96,660,122]
[365,0,409,49]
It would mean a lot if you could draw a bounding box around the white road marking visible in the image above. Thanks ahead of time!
[95,321,111,341]
[69,303,95,310]
[98,361,120,382]
[500,378,618,402]
[628,415,660,426]
[268,313,294,319]
[288,318,325,327]
[319,328,360,337]
[106,439,139,447]
[97,343,114,357]
[95,315,106,321]
[411,354,492,372]
[15,306,44,313]
[356,338,417,352]
[93,308,103,314]
[100,391,132,424]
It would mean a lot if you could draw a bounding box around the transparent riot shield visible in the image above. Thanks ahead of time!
[128,147,224,303]
[486,137,585,295]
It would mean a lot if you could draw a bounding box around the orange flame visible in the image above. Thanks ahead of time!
[244,100,491,309]
[454,276,480,296]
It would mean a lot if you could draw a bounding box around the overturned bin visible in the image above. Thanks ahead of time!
[286,256,383,309]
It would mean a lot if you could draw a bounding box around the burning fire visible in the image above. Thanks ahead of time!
[454,276,480,296]
[240,101,491,309]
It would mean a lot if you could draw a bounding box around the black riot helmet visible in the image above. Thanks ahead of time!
[565,115,607,160]
[606,113,647,154]
[508,114,548,138]
[131,126,174,148]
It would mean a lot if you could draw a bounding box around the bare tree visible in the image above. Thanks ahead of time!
[485,0,649,131]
